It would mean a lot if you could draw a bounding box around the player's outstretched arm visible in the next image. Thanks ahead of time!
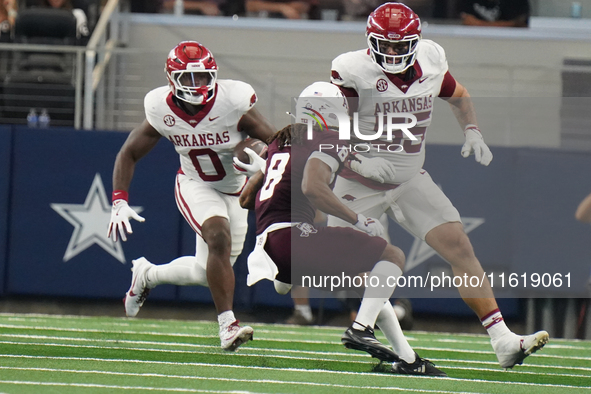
[446,82,493,166]
[238,107,276,143]
[239,171,265,210]
[576,192,591,223]
[302,158,384,237]
[108,120,161,242]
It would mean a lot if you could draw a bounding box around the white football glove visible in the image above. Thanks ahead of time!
[349,154,397,184]
[354,214,385,237]
[232,147,267,177]
[461,126,493,166]
[107,199,145,242]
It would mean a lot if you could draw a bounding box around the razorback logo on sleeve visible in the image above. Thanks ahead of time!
[250,93,257,107]
[331,70,343,81]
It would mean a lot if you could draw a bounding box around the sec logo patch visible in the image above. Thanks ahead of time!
[163,115,175,127]
[376,79,388,92]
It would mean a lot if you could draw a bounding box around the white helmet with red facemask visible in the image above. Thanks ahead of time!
[366,2,421,74]
[165,41,218,105]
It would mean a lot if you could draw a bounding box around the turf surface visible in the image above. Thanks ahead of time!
[0,313,589,393]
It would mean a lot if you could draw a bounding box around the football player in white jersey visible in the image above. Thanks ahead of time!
[327,3,549,369]
[107,41,275,351]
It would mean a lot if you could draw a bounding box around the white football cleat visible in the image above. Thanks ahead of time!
[220,320,254,351]
[124,257,154,317]
[491,330,549,369]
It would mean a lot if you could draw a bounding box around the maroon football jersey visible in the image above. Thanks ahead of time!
[255,129,344,234]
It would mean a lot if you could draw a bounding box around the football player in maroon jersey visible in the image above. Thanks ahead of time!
[237,81,446,376]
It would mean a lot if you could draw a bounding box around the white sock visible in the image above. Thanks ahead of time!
[146,256,209,287]
[376,301,416,363]
[481,308,511,340]
[354,262,402,329]
[218,310,236,329]
[295,304,313,321]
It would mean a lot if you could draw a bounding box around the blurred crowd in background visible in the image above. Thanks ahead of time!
[131,0,530,24]
[0,0,533,44]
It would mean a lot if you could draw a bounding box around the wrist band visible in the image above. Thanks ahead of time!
[464,124,481,136]
[347,152,362,164]
[112,190,128,202]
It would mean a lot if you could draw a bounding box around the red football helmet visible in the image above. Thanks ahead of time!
[165,41,218,105]
[366,2,421,74]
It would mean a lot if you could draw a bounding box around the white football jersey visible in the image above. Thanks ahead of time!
[144,80,257,194]
[331,39,454,187]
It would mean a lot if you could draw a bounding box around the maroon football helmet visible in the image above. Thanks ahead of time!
[366,3,421,74]
[165,41,218,105]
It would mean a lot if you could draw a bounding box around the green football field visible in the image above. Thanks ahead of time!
[0,313,589,393]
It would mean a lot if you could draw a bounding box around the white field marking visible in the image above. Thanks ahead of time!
[0,363,588,392]
[2,314,588,348]
[0,333,370,359]
[0,353,421,375]
[1,340,589,378]
[2,355,589,381]
[438,365,591,379]
[0,380,261,393]
[6,333,588,377]
[0,323,578,357]
[0,366,480,393]
[0,353,587,379]
[0,324,336,345]
[0,334,591,376]
[412,346,589,362]
[3,319,345,340]
[433,338,494,345]
[0,314,587,339]
[0,314,348,331]
[0,315,489,338]
[0,341,376,364]
[3,332,586,370]
[2,353,590,391]
[427,357,591,373]
[1,340,588,379]
[433,338,591,351]
[0,331,586,363]
[544,344,591,350]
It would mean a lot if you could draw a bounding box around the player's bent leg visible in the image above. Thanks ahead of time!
[425,222,496,305]
[426,222,550,367]
[343,246,404,362]
[202,216,253,351]
[202,216,234,313]
[226,194,249,265]
[124,257,155,317]
[379,244,405,271]
[145,256,209,287]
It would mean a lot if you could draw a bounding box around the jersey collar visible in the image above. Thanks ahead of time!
[383,62,423,94]
[166,84,218,128]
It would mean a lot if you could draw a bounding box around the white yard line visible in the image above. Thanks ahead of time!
[0,367,489,393]
[0,363,588,392]
[0,380,263,393]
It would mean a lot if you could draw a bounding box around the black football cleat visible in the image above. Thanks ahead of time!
[342,324,399,362]
[392,352,447,377]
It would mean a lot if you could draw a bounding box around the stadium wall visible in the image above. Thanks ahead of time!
[0,126,590,317]
[115,15,591,149]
